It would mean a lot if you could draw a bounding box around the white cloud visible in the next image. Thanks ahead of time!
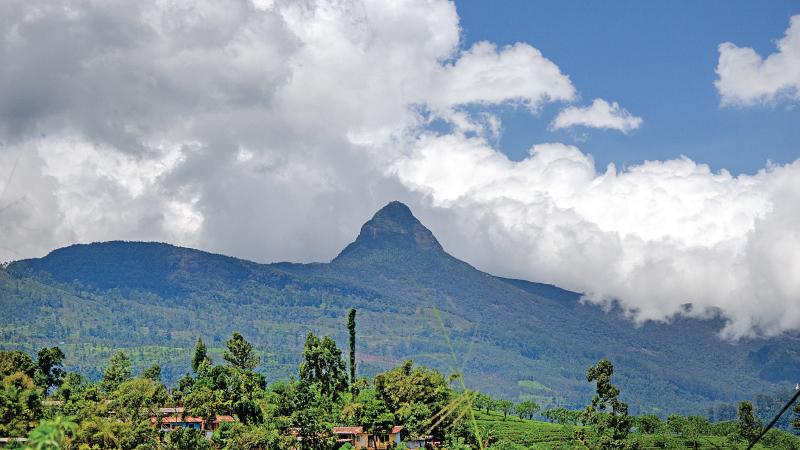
[392,135,799,339]
[0,0,798,338]
[715,15,800,106]
[552,98,642,133]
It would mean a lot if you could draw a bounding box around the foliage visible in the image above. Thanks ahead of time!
[223,333,259,371]
[736,400,763,444]
[164,426,211,450]
[0,371,42,437]
[514,400,539,419]
[299,333,348,402]
[4,223,799,416]
[101,351,132,393]
[25,415,78,450]
[348,308,357,396]
[576,358,635,450]
[192,337,210,373]
[34,347,65,393]
[142,364,161,383]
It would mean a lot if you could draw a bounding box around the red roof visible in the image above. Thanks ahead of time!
[332,426,404,435]
[333,426,363,434]
[152,415,235,425]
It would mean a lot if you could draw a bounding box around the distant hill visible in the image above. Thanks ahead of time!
[2,201,798,415]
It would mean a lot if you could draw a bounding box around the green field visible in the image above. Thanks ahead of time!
[473,410,797,449]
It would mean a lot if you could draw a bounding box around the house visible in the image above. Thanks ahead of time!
[333,425,428,449]
[151,415,236,432]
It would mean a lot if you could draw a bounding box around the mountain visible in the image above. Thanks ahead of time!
[2,201,799,415]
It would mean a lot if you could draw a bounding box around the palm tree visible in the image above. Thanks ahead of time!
[26,416,78,450]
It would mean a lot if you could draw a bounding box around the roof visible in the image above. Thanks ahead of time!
[332,426,404,435]
[333,426,363,434]
[152,415,235,424]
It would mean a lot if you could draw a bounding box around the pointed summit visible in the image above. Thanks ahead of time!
[333,201,443,261]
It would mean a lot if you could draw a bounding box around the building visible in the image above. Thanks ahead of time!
[151,415,236,432]
[332,425,429,449]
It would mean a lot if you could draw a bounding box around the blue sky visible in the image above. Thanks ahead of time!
[456,0,800,174]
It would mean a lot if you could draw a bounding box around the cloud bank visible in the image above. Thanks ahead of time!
[716,15,800,106]
[552,99,642,133]
[0,0,798,338]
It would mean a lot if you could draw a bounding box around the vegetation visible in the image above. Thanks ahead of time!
[2,326,798,450]
[2,202,799,416]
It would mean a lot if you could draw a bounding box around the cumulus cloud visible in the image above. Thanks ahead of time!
[0,0,798,338]
[391,135,799,339]
[551,98,642,133]
[715,15,800,105]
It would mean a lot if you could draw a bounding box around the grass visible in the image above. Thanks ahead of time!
[472,410,782,449]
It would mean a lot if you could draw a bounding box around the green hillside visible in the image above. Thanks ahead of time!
[1,201,798,416]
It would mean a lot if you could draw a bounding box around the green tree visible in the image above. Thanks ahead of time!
[542,407,581,425]
[0,372,42,437]
[681,416,710,449]
[192,337,211,373]
[142,364,161,382]
[473,392,494,414]
[495,400,514,419]
[184,386,223,428]
[736,401,763,444]
[348,308,357,395]
[576,359,634,450]
[374,360,449,416]
[101,351,132,393]
[515,400,539,419]
[299,332,348,401]
[0,350,36,379]
[635,414,663,434]
[360,397,396,447]
[223,332,260,371]
[25,415,78,450]
[164,426,211,450]
[34,347,65,393]
[109,377,169,423]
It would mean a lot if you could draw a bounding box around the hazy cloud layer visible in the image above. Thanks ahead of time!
[1,0,798,338]
[552,99,642,133]
[716,15,800,106]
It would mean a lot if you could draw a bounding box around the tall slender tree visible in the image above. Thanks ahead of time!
[347,308,357,394]
[192,337,210,373]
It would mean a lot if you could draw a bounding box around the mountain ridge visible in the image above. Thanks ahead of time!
[2,201,798,416]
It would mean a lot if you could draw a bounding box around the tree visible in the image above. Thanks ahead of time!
[473,392,494,414]
[635,414,663,434]
[25,415,78,450]
[299,332,348,401]
[736,401,763,444]
[185,386,223,422]
[495,400,514,419]
[143,364,161,382]
[542,407,581,425]
[576,359,634,450]
[0,350,36,379]
[192,337,211,373]
[515,400,539,419]
[0,371,42,437]
[34,347,65,393]
[374,360,449,415]
[348,308,357,395]
[164,426,212,450]
[223,332,260,371]
[101,351,132,393]
[109,377,169,423]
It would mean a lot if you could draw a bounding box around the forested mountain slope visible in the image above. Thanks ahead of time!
[2,201,798,415]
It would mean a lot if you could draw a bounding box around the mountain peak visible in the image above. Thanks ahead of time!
[333,201,443,261]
